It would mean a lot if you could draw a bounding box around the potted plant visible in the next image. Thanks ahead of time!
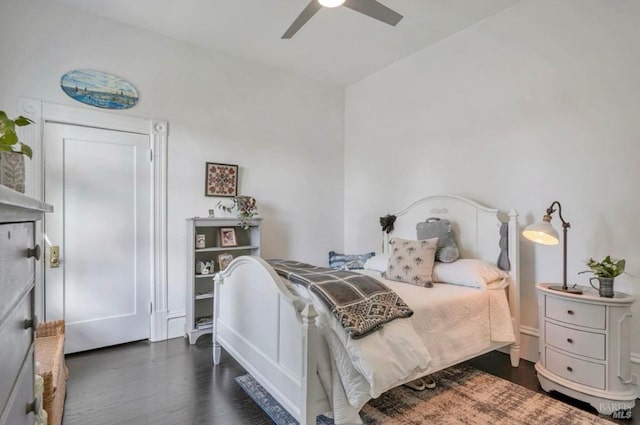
[0,111,33,193]
[217,196,258,229]
[579,256,626,297]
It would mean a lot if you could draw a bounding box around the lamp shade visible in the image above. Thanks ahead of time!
[522,221,560,245]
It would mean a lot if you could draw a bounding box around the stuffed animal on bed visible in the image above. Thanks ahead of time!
[416,217,460,263]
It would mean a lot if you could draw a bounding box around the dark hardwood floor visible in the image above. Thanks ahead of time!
[62,335,273,425]
[62,336,637,424]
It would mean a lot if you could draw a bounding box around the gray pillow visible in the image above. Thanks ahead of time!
[416,217,459,263]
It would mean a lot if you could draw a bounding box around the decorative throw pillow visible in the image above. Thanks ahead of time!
[328,251,375,270]
[386,237,438,287]
[416,217,460,263]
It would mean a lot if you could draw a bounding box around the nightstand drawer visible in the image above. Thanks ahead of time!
[545,322,605,360]
[546,297,605,330]
[546,348,605,389]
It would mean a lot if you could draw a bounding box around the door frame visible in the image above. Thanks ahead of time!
[18,97,169,342]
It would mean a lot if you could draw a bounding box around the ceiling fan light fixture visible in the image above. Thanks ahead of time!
[318,0,345,8]
[282,0,403,39]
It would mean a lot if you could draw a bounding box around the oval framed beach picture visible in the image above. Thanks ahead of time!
[60,70,139,110]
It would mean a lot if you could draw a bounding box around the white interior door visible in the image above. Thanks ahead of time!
[44,122,151,353]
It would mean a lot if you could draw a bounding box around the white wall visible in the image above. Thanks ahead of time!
[344,0,640,362]
[0,0,345,337]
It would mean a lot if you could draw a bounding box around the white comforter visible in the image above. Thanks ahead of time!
[292,272,515,425]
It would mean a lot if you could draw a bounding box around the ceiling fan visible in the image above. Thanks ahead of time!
[282,0,403,39]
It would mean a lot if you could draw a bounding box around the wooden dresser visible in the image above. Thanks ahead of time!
[0,186,52,425]
[536,283,637,416]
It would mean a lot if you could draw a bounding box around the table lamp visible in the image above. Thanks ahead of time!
[522,201,582,294]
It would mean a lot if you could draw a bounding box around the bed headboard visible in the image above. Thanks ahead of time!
[382,195,520,323]
[383,195,516,267]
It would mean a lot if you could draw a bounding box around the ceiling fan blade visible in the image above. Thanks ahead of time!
[282,0,323,39]
[343,0,403,26]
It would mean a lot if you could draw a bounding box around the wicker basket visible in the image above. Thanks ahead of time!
[35,320,67,425]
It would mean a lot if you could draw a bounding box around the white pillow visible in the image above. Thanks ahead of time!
[363,253,389,273]
[432,259,508,289]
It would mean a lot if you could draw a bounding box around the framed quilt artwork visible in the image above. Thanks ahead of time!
[205,162,238,197]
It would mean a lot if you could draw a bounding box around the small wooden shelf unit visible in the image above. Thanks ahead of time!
[185,217,261,344]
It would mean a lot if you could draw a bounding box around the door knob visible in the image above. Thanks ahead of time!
[50,245,60,268]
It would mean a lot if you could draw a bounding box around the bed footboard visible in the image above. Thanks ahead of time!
[212,256,330,425]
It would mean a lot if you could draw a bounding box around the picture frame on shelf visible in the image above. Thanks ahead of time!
[205,162,238,197]
[219,227,237,247]
[218,253,234,271]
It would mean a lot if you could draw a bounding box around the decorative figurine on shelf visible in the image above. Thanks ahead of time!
[217,195,258,229]
[202,261,213,275]
[196,260,214,275]
[579,256,627,298]
[195,234,206,249]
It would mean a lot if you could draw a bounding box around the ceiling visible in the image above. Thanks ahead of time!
[52,0,521,85]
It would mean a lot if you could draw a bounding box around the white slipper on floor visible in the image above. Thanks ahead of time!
[404,378,426,391]
[423,375,436,389]
[403,376,437,391]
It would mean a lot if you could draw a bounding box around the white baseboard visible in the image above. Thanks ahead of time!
[519,325,540,338]
[167,311,186,340]
[499,325,539,363]
[149,310,168,342]
[518,325,540,363]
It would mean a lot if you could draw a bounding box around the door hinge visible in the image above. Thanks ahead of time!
[150,150,153,162]
[149,302,153,314]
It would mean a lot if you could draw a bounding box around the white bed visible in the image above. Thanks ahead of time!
[212,195,520,425]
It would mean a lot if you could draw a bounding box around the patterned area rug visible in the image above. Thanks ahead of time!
[236,364,613,425]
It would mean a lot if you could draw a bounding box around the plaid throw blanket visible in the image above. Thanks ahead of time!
[267,260,413,339]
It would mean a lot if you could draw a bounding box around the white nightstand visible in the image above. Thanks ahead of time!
[536,283,637,415]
